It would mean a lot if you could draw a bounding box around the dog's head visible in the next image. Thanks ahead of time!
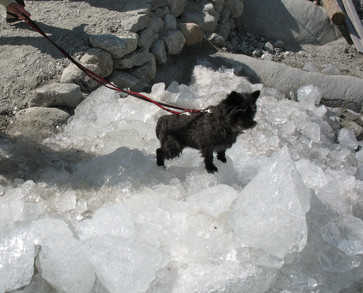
[220,90,260,133]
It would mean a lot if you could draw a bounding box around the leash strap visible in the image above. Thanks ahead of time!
[23,15,202,115]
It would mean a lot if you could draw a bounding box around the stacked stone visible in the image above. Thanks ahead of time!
[16,0,244,138]
[55,0,244,94]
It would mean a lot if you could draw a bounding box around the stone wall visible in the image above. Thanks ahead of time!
[56,0,245,94]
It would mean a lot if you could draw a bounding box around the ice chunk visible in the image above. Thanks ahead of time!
[84,235,163,293]
[39,236,95,293]
[187,185,237,217]
[338,128,358,150]
[318,246,361,272]
[229,146,311,258]
[296,159,328,193]
[297,85,322,109]
[173,262,277,293]
[321,216,363,256]
[0,199,24,233]
[316,181,350,214]
[0,227,35,292]
[304,121,321,142]
[76,203,135,241]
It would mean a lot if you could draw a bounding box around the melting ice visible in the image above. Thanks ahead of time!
[0,64,362,293]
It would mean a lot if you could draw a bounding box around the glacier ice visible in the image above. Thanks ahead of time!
[0,64,362,293]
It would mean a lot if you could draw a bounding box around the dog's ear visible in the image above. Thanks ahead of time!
[223,91,241,107]
[251,90,260,101]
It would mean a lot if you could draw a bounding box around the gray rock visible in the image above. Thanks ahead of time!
[89,33,138,59]
[138,28,156,50]
[162,30,186,55]
[210,52,363,112]
[263,42,274,53]
[211,0,225,12]
[114,50,153,70]
[80,48,113,78]
[130,54,157,81]
[164,14,177,30]
[238,0,339,49]
[31,83,83,108]
[60,63,102,91]
[224,0,244,18]
[151,0,168,10]
[303,62,320,73]
[252,48,263,57]
[322,64,341,75]
[178,23,204,46]
[149,16,164,33]
[120,12,150,33]
[181,1,219,33]
[151,40,168,64]
[168,0,187,17]
[209,33,227,48]
[8,107,70,138]
[109,71,141,91]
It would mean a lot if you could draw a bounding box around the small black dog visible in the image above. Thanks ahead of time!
[155,90,260,173]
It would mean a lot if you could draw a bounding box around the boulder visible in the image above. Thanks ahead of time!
[178,23,204,46]
[89,33,138,59]
[164,14,177,30]
[211,0,225,12]
[8,107,70,138]
[237,0,339,49]
[60,63,102,91]
[181,5,218,33]
[149,16,164,33]
[80,48,113,78]
[151,40,167,64]
[31,83,84,108]
[138,28,157,50]
[129,54,157,81]
[114,50,152,70]
[210,52,363,112]
[167,0,188,17]
[162,30,186,55]
[224,0,244,18]
[109,71,142,91]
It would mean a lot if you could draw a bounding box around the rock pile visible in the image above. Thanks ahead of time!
[9,0,245,138]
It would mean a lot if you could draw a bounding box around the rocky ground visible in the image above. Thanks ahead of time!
[0,0,363,134]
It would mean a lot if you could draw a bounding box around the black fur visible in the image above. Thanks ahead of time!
[155,90,260,173]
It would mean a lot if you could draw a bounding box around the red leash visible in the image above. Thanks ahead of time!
[23,15,202,115]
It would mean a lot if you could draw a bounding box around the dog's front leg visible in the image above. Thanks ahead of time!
[217,150,227,163]
[156,148,165,167]
[202,147,218,173]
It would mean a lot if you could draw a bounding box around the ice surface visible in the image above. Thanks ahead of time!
[84,235,163,293]
[338,128,359,150]
[229,146,311,259]
[297,84,322,109]
[1,64,362,292]
[0,227,34,293]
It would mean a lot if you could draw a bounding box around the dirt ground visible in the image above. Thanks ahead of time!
[0,0,363,132]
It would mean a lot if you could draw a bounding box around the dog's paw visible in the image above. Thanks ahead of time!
[217,155,227,163]
[206,165,218,174]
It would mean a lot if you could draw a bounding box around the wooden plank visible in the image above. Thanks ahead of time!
[338,0,363,53]
[321,0,345,24]
[341,0,363,38]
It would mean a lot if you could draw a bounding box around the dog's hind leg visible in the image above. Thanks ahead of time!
[161,135,184,160]
[217,150,227,163]
[156,148,165,166]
